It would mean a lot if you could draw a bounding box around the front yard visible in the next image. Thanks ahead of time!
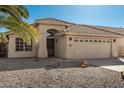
[0,58,123,88]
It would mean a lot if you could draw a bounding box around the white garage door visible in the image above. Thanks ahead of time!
[74,39,111,59]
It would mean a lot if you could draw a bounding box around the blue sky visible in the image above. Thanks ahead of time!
[1,5,124,32]
[26,5,124,27]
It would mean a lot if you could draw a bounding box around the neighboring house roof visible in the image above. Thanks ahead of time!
[63,24,122,37]
[89,25,124,35]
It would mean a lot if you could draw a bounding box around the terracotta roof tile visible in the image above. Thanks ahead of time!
[34,18,124,37]
[35,18,75,25]
[64,25,121,37]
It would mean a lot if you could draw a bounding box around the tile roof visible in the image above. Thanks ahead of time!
[34,18,124,37]
[35,18,75,25]
[64,25,122,37]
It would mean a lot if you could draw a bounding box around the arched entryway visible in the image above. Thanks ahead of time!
[46,29,59,57]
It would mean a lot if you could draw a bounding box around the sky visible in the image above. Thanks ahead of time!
[26,5,124,27]
[1,5,124,32]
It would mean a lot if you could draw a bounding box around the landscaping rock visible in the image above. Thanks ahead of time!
[0,58,123,88]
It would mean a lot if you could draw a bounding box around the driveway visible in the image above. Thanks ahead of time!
[88,58,124,72]
[0,58,81,71]
[0,57,124,72]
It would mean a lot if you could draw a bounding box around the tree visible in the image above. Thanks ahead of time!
[0,5,39,43]
[0,32,6,43]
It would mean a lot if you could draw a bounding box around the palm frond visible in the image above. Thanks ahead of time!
[15,5,29,19]
[0,16,39,43]
[0,6,22,22]
[0,32,7,43]
[0,5,39,43]
[0,5,29,22]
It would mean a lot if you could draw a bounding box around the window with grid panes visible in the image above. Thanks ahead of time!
[15,38,32,51]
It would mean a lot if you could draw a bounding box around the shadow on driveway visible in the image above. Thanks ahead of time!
[0,58,82,71]
[88,58,124,67]
[0,58,124,72]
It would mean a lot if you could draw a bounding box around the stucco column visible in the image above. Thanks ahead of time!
[8,35,15,57]
[111,39,118,58]
[38,32,48,58]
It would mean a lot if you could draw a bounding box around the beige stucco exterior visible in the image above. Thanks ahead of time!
[37,23,67,58]
[7,33,39,58]
[5,18,124,59]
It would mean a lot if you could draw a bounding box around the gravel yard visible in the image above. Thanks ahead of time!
[0,58,124,88]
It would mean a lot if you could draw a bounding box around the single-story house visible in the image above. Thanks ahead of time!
[2,18,124,59]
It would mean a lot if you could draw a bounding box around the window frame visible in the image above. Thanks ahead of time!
[15,38,32,52]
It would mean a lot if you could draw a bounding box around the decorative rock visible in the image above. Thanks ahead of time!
[0,58,123,88]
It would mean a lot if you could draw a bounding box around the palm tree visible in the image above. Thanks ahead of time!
[0,32,6,43]
[0,5,38,43]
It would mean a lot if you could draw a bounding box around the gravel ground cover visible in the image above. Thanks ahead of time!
[0,58,123,88]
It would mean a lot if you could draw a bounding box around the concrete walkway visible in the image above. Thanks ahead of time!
[88,58,124,72]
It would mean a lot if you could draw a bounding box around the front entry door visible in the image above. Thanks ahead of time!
[47,39,54,57]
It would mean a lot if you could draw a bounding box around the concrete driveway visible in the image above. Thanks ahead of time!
[0,57,124,72]
[88,58,124,72]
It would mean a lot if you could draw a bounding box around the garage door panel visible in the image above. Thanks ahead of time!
[74,42,111,59]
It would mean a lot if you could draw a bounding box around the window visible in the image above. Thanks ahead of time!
[25,42,32,51]
[103,40,105,42]
[94,40,97,42]
[98,40,101,42]
[74,39,78,42]
[16,38,24,51]
[85,40,88,42]
[80,40,83,42]
[15,38,32,51]
[107,40,110,43]
[89,40,93,42]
